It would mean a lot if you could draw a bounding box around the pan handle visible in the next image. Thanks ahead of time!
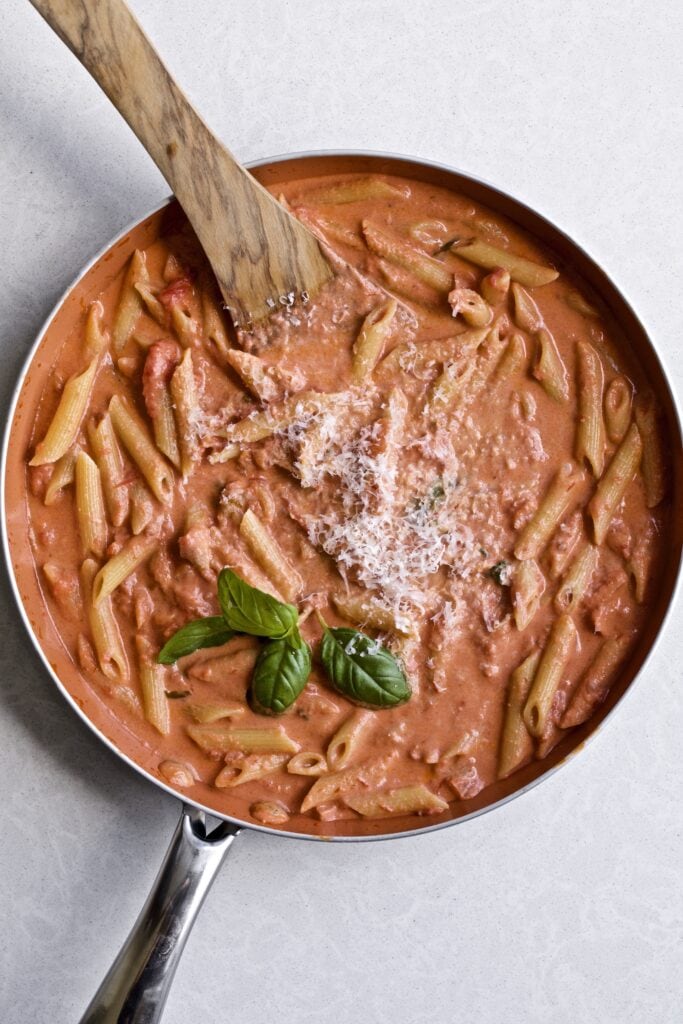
[79,805,241,1024]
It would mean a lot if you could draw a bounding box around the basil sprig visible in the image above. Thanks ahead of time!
[218,568,299,643]
[157,616,235,664]
[320,627,411,709]
[250,636,312,715]
[157,568,412,715]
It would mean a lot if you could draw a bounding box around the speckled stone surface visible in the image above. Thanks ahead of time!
[1,2,682,1022]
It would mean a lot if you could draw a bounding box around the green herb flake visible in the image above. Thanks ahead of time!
[487,560,511,586]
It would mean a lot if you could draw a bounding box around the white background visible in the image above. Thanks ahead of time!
[1,2,682,1022]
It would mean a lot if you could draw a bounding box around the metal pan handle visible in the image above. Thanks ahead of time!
[79,805,241,1024]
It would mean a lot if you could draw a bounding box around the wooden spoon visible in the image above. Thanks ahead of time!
[28,0,333,328]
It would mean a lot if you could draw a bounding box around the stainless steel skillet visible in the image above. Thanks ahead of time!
[3,151,682,1024]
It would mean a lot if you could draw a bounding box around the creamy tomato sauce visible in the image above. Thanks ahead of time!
[11,168,673,836]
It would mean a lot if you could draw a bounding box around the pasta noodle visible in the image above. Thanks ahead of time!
[137,635,171,735]
[331,593,410,635]
[604,376,632,443]
[514,462,586,560]
[239,508,304,602]
[561,635,631,728]
[112,249,148,352]
[30,358,98,465]
[81,558,128,683]
[326,710,374,771]
[287,751,328,776]
[533,328,569,403]
[170,348,199,478]
[497,650,540,779]
[449,238,559,287]
[83,301,109,359]
[187,725,300,754]
[109,395,174,504]
[575,340,606,476]
[511,283,543,332]
[92,535,157,605]
[352,298,398,382]
[88,413,130,527]
[44,449,76,506]
[588,422,642,545]
[523,614,577,738]
[511,559,546,630]
[346,784,448,817]
[215,753,289,788]
[633,392,666,507]
[554,544,598,614]
[75,451,108,558]
[299,176,410,204]
[362,221,454,292]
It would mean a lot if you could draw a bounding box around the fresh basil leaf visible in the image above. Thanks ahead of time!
[157,617,235,664]
[320,628,411,709]
[217,569,299,640]
[250,636,312,715]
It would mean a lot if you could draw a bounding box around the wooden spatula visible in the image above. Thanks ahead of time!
[28,0,333,328]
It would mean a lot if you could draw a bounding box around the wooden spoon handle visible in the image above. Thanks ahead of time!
[27,0,332,326]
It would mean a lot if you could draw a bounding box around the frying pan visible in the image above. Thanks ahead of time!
[3,151,682,1024]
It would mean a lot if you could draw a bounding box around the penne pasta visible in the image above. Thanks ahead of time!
[448,287,492,328]
[511,559,546,630]
[187,725,300,755]
[511,282,543,332]
[215,753,289,788]
[326,710,374,771]
[346,784,448,818]
[480,268,510,305]
[83,301,109,359]
[626,533,653,604]
[287,751,328,776]
[449,238,559,286]
[633,392,666,507]
[81,558,128,683]
[225,349,288,403]
[129,481,155,535]
[493,332,527,380]
[377,257,443,309]
[352,298,398,382]
[575,340,606,476]
[112,249,148,352]
[88,413,130,527]
[588,422,642,545]
[92,535,157,605]
[560,635,631,728]
[30,357,98,465]
[202,289,231,359]
[136,635,171,735]
[533,328,569,402]
[331,593,410,635]
[523,614,577,738]
[109,395,174,504]
[554,543,598,614]
[75,451,108,558]
[514,462,586,560]
[566,290,599,317]
[149,381,181,470]
[44,449,76,506]
[300,757,395,812]
[170,348,199,478]
[497,650,540,779]
[221,391,338,445]
[187,702,246,724]
[239,508,303,602]
[312,216,366,252]
[362,221,453,292]
[134,282,167,325]
[603,376,632,443]
[299,177,410,205]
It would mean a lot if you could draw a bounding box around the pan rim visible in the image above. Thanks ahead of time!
[2,148,681,843]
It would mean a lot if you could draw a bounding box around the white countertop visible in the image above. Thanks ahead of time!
[2,2,682,1022]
